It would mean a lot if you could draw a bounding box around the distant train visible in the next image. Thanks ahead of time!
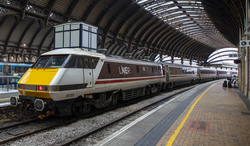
[10,48,237,117]
[162,63,237,89]
[0,63,32,76]
[0,63,32,86]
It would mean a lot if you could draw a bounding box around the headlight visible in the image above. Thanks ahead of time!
[34,99,44,111]
[10,97,18,107]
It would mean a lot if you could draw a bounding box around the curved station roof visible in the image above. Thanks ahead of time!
[0,0,246,63]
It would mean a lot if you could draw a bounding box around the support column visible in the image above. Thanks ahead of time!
[244,0,249,97]
[241,48,245,92]
[181,57,184,64]
[171,55,174,63]
[238,28,241,90]
[159,52,163,62]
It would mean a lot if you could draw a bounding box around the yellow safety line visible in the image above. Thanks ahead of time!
[166,82,218,146]
[0,97,10,101]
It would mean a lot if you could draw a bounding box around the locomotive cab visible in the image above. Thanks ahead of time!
[10,51,101,117]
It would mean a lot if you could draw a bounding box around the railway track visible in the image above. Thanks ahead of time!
[59,86,193,146]
[0,85,194,145]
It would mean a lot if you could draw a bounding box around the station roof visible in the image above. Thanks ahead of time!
[0,0,247,62]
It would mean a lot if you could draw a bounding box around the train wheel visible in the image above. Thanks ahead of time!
[73,100,91,117]
[151,84,158,93]
[145,86,151,95]
[162,83,167,91]
[73,105,83,117]
[112,94,118,105]
[167,83,173,89]
[157,83,162,92]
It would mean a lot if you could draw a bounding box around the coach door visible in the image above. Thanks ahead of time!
[165,65,170,82]
[83,57,93,88]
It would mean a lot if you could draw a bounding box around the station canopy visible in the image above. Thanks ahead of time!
[0,0,246,63]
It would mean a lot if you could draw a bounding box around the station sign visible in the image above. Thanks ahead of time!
[240,40,250,47]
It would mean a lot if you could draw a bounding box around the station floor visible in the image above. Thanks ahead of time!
[95,80,250,146]
[0,89,19,106]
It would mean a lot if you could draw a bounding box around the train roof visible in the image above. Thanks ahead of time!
[42,48,106,58]
[162,62,199,68]
[42,48,162,66]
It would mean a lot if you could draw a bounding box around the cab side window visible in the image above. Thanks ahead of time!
[92,58,99,69]
[77,57,83,68]
[67,55,99,69]
[84,58,90,68]
[68,56,79,68]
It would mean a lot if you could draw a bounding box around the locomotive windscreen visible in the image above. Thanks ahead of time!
[32,55,69,68]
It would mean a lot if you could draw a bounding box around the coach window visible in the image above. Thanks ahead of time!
[107,63,111,73]
[143,67,149,72]
[24,67,29,72]
[21,67,24,73]
[15,67,21,73]
[136,65,139,73]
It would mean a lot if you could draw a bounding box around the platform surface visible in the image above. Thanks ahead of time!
[0,89,19,106]
[95,81,250,146]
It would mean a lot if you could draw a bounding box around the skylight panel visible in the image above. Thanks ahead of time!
[182,6,195,9]
[186,11,199,13]
[189,14,201,17]
[137,0,148,4]
[167,15,187,21]
[161,10,183,17]
[179,24,197,29]
[182,26,200,30]
[177,1,190,3]
[161,1,174,6]
[145,3,159,9]
[153,9,167,14]
[182,21,194,25]
[170,18,191,23]
[165,6,179,11]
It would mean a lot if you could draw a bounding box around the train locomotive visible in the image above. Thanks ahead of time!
[10,48,168,116]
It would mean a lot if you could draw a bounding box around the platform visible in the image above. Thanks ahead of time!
[0,89,19,106]
[95,80,250,146]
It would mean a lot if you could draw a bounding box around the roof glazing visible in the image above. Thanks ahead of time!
[136,0,235,49]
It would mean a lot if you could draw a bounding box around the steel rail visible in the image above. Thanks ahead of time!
[60,87,194,146]
[0,85,194,145]
[0,118,39,131]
